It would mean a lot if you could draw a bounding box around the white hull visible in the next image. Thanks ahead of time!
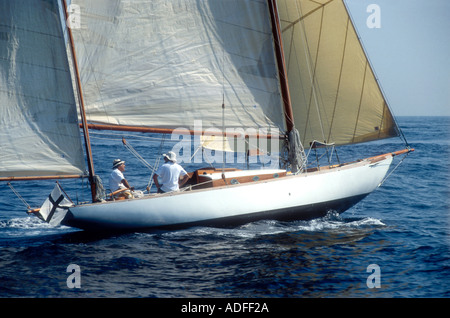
[61,153,395,232]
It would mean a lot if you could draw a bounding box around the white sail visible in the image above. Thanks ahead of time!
[71,0,286,133]
[0,0,85,179]
[277,0,399,146]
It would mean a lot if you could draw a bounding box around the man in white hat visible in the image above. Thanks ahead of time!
[109,159,133,199]
[153,151,189,193]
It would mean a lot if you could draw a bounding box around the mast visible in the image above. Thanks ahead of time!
[268,0,295,133]
[62,0,97,202]
[268,0,306,173]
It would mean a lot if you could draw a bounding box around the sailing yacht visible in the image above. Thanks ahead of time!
[0,0,412,231]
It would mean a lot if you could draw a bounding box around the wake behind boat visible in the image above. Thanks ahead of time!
[0,0,413,232]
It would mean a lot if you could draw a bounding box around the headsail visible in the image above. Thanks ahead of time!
[71,0,286,133]
[0,0,85,179]
[277,0,399,146]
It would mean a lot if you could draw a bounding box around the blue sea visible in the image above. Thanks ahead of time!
[0,117,449,305]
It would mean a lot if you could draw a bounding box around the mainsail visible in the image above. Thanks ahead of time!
[277,0,399,146]
[0,0,86,179]
[71,0,286,134]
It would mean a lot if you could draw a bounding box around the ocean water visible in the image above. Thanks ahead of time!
[0,116,448,301]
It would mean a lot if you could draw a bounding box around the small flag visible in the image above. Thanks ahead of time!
[38,184,73,226]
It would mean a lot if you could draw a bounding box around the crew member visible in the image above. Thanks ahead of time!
[153,151,189,193]
[109,159,133,199]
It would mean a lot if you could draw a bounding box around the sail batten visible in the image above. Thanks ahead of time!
[0,0,86,179]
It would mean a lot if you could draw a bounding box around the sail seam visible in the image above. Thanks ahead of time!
[327,15,350,143]
[352,60,368,143]
[379,102,386,139]
[304,5,327,145]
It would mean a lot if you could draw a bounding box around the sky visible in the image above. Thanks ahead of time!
[345,0,450,116]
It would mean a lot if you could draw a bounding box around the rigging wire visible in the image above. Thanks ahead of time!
[7,183,31,210]
[146,134,166,192]
[221,47,227,180]
[397,121,411,149]
[122,137,155,171]
[101,133,168,193]
[89,130,166,142]
[378,151,410,187]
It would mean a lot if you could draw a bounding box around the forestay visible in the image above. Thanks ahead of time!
[0,0,85,179]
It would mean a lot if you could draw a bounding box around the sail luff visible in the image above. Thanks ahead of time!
[62,0,96,201]
[351,60,368,143]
